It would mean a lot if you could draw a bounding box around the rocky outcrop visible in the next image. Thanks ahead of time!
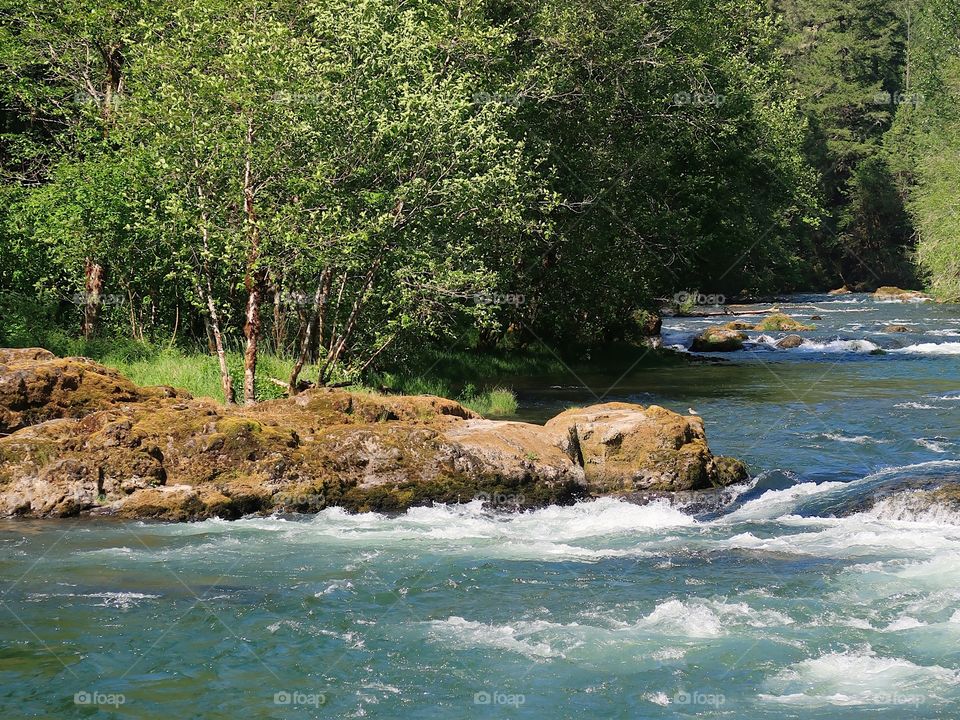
[884,324,914,333]
[0,348,186,434]
[873,286,931,302]
[828,286,851,296]
[544,403,746,492]
[690,327,747,352]
[0,350,748,519]
[720,314,814,335]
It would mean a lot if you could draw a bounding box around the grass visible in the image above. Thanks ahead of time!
[7,330,683,418]
[361,373,518,417]
[32,339,523,417]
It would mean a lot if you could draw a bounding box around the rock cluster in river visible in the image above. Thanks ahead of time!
[690,313,816,352]
[0,349,748,520]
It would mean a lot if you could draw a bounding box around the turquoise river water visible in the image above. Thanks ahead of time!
[2,293,960,719]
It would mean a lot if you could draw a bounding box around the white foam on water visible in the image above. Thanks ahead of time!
[915,437,952,453]
[875,295,933,304]
[891,342,960,355]
[895,402,943,410]
[722,481,846,522]
[304,497,696,542]
[819,432,885,444]
[856,459,960,482]
[882,615,927,631]
[190,498,697,561]
[838,555,960,612]
[425,616,565,660]
[755,337,882,353]
[643,691,671,706]
[927,329,960,337]
[632,598,793,637]
[424,595,794,664]
[866,492,960,526]
[722,510,960,558]
[27,591,161,609]
[760,648,958,707]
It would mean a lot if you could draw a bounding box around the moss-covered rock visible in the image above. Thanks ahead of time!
[0,349,748,518]
[0,349,186,434]
[544,403,747,492]
[873,286,932,302]
[753,313,814,332]
[690,327,747,352]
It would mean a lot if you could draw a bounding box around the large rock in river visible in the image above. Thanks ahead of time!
[690,327,747,352]
[0,350,748,519]
[873,286,931,302]
[544,403,747,492]
[753,313,814,332]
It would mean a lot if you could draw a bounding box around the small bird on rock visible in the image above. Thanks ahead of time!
[688,408,699,416]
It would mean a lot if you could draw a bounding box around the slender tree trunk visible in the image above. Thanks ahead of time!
[241,117,264,405]
[319,260,379,384]
[204,280,235,405]
[313,268,331,361]
[196,175,235,405]
[272,279,284,354]
[326,270,349,355]
[126,287,139,340]
[288,267,332,393]
[82,259,104,339]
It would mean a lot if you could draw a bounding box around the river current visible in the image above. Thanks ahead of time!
[2,293,960,718]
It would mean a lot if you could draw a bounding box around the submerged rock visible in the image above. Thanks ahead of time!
[884,324,914,333]
[0,350,748,519]
[690,327,747,352]
[775,334,804,349]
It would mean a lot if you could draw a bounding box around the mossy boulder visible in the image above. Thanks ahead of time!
[873,286,931,302]
[690,327,747,352]
[544,403,747,492]
[753,313,814,332]
[0,349,186,434]
[626,309,663,344]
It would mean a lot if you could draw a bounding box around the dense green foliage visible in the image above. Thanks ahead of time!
[887,0,960,300]
[772,0,912,286]
[1,0,956,400]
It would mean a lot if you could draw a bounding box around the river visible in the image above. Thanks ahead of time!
[2,293,959,718]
